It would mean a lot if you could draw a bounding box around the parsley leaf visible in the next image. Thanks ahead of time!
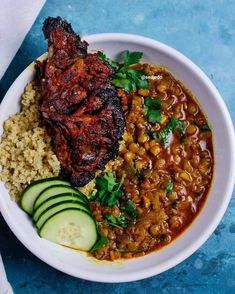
[201,124,211,132]
[147,110,162,124]
[111,50,149,92]
[90,234,109,252]
[164,181,173,193]
[144,97,162,124]
[146,117,185,147]
[98,51,119,69]
[172,200,178,209]
[122,50,143,66]
[112,78,134,92]
[103,213,128,229]
[93,173,123,206]
[121,199,137,217]
[144,97,161,108]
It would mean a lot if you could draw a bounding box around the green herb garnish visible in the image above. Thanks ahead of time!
[121,199,137,217]
[103,213,128,229]
[164,181,173,193]
[92,172,123,206]
[98,51,119,69]
[146,117,185,147]
[111,50,149,92]
[201,124,211,132]
[90,234,109,252]
[144,96,162,123]
[171,200,178,209]
[123,50,143,65]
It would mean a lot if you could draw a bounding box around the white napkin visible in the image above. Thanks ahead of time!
[0,0,46,80]
[0,1,45,292]
[0,254,13,294]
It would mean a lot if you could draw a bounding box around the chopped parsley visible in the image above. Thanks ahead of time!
[99,50,149,92]
[91,172,123,206]
[122,50,143,66]
[144,97,162,124]
[164,181,173,193]
[103,212,128,229]
[98,51,119,69]
[146,117,186,147]
[171,200,178,209]
[201,123,211,132]
[90,234,109,252]
[121,199,137,218]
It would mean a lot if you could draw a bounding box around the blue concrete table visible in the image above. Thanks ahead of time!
[0,1,234,293]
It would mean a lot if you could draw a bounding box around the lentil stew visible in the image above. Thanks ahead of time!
[90,63,213,261]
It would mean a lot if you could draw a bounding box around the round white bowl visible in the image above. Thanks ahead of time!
[0,33,234,283]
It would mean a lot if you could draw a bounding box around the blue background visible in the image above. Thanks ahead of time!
[0,0,234,293]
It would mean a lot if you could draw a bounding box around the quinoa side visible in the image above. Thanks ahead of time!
[0,82,60,201]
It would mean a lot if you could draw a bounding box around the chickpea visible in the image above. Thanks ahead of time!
[135,159,146,170]
[150,144,161,156]
[169,216,182,229]
[188,103,198,115]
[171,144,182,155]
[143,142,150,150]
[143,196,151,208]
[195,175,202,185]
[180,171,192,182]
[200,150,210,157]
[137,133,149,144]
[124,152,135,162]
[155,158,166,169]
[183,160,194,173]
[186,124,197,135]
[163,234,172,243]
[123,132,133,143]
[112,206,121,216]
[173,154,181,164]
[168,191,177,202]
[128,242,139,251]
[138,89,149,96]
[160,114,168,125]
[199,132,212,140]
[172,85,181,96]
[174,172,181,182]
[137,147,146,156]
[149,225,160,236]
[156,83,167,93]
[129,142,139,153]
[173,104,184,119]
[191,154,200,167]
[149,140,156,148]
[198,159,211,174]
[161,97,176,111]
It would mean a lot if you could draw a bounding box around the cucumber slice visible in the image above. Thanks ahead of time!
[34,185,88,210]
[33,194,88,222]
[21,178,71,215]
[40,208,97,251]
[36,201,90,230]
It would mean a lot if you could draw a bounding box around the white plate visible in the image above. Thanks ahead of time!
[0,33,234,283]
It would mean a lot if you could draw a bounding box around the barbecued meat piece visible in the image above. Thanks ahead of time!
[37,17,124,186]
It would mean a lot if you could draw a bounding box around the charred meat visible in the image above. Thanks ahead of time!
[37,17,124,186]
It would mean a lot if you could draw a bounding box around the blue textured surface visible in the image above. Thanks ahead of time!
[0,0,235,293]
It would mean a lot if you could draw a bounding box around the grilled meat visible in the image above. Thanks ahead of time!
[37,17,124,186]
